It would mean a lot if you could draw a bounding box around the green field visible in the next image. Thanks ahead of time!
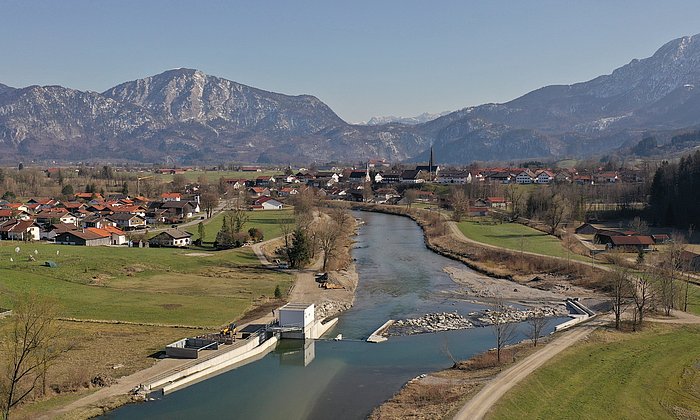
[197,209,295,242]
[687,283,700,316]
[0,242,292,327]
[489,324,700,419]
[154,170,280,183]
[457,219,591,262]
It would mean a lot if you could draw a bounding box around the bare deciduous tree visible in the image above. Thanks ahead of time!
[200,191,219,219]
[658,233,686,316]
[316,219,342,271]
[544,193,571,235]
[491,297,518,364]
[450,187,468,222]
[1,293,62,419]
[610,267,632,330]
[404,189,418,209]
[630,272,654,330]
[527,311,549,347]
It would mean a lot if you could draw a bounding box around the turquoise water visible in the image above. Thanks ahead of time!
[107,211,564,419]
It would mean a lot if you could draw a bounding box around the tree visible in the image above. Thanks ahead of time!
[17,163,23,171]
[201,192,219,219]
[628,216,649,235]
[274,284,282,299]
[60,184,74,198]
[450,187,468,222]
[121,181,129,196]
[248,227,264,242]
[404,189,418,209]
[172,174,187,192]
[543,193,571,235]
[527,311,549,347]
[288,227,311,269]
[610,267,632,330]
[630,272,654,330]
[658,233,686,316]
[490,297,517,364]
[1,293,62,418]
[316,219,341,271]
[197,222,206,245]
[230,209,249,233]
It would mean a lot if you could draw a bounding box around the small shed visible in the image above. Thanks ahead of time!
[279,303,315,330]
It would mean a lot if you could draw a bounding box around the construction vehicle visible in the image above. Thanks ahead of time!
[220,322,237,337]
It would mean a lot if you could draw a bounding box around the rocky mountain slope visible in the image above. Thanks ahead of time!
[1,33,700,164]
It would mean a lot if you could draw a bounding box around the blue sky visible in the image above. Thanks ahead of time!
[2,1,700,122]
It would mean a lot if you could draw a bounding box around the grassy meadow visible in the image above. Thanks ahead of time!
[488,324,700,420]
[457,219,592,262]
[195,209,295,243]
[0,242,292,327]
[154,170,280,183]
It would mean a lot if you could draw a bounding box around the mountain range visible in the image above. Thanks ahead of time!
[2,33,700,165]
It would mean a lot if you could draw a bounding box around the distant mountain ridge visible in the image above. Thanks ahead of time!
[364,111,452,126]
[2,33,700,164]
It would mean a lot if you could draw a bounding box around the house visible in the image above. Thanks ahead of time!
[278,187,299,197]
[487,171,514,184]
[107,213,147,230]
[254,197,283,210]
[0,209,31,221]
[149,229,192,248]
[248,187,271,198]
[161,192,182,202]
[651,234,671,244]
[515,170,535,184]
[607,235,654,251]
[400,169,425,184]
[593,172,619,184]
[348,171,369,183]
[574,223,599,235]
[34,210,77,227]
[160,201,199,219]
[468,207,489,217]
[534,170,554,184]
[54,229,111,246]
[0,219,40,241]
[101,225,127,245]
[486,197,508,208]
[74,192,104,201]
[255,176,276,186]
[42,223,79,241]
[680,250,700,272]
[437,171,472,184]
[380,172,402,184]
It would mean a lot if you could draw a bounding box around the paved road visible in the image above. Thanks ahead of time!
[453,320,601,420]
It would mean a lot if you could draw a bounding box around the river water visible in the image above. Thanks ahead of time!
[108,211,562,419]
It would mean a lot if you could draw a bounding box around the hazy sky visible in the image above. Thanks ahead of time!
[2,1,700,122]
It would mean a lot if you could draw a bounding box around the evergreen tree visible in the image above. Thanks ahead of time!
[288,227,311,269]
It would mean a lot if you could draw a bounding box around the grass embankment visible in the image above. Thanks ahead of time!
[457,219,591,262]
[489,324,700,419]
[7,322,201,420]
[0,243,292,327]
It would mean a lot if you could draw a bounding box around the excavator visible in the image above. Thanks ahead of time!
[220,322,236,337]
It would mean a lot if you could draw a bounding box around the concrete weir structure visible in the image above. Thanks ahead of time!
[142,303,339,395]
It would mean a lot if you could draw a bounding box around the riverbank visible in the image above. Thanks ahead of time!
[39,213,360,419]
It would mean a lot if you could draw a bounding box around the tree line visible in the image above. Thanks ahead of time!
[649,150,700,229]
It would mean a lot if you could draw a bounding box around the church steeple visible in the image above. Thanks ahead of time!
[429,146,434,176]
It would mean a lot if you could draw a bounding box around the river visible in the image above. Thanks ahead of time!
[107,211,563,419]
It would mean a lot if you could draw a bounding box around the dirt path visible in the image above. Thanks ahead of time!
[447,221,611,273]
[647,309,700,324]
[452,320,602,420]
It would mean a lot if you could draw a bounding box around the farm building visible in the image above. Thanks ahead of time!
[149,229,192,248]
[54,229,111,246]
